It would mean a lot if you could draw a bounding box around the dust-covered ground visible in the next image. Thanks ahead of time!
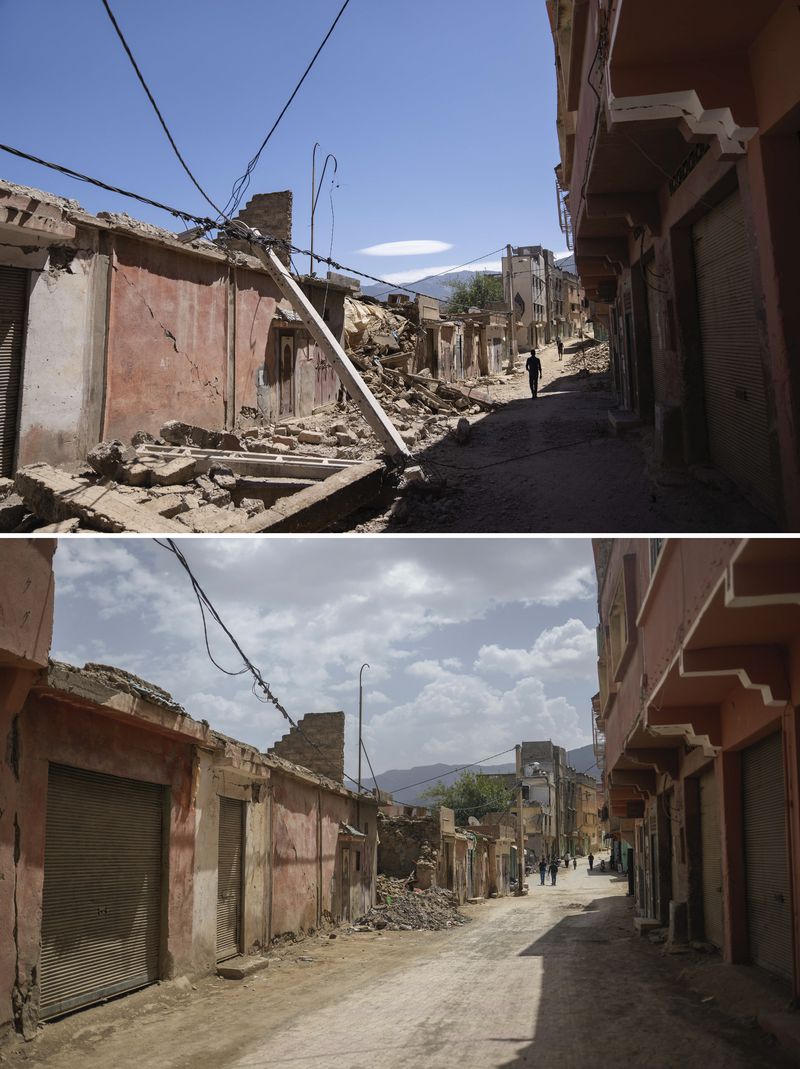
[351,339,777,533]
[6,855,793,1069]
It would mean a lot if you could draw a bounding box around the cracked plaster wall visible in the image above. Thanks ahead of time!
[16,227,108,468]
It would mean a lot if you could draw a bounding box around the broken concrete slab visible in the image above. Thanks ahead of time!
[143,492,191,519]
[245,460,389,533]
[117,461,151,487]
[137,444,360,481]
[232,476,315,508]
[0,476,15,501]
[175,505,249,533]
[15,464,185,534]
[297,430,324,445]
[36,517,82,533]
[147,456,197,486]
[216,956,270,981]
[87,439,126,479]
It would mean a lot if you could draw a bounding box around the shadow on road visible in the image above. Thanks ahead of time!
[367,360,775,532]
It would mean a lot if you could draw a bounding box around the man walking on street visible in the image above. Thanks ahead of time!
[526,348,543,398]
[556,337,563,360]
[588,852,594,870]
[539,858,547,886]
[549,858,559,886]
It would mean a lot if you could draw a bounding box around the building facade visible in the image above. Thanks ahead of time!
[594,538,800,998]
[0,542,378,1038]
[547,0,800,527]
[0,182,348,478]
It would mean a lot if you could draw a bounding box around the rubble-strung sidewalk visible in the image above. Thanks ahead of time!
[351,875,468,932]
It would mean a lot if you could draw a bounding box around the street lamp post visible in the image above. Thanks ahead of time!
[357,662,369,827]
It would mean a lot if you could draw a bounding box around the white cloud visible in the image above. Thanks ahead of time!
[51,539,595,770]
[359,239,453,257]
[367,668,590,767]
[474,618,596,681]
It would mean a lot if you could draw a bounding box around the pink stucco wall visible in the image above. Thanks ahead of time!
[2,693,195,1033]
[104,236,229,443]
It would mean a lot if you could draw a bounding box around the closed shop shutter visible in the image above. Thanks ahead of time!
[693,191,778,510]
[647,278,668,404]
[216,797,243,961]
[699,768,723,947]
[40,764,163,1020]
[743,732,792,980]
[0,265,27,477]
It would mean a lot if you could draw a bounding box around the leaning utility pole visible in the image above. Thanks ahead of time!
[506,243,518,372]
[515,743,525,896]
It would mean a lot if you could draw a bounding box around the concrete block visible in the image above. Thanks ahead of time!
[216,955,270,981]
[633,916,662,936]
[148,457,197,486]
[298,430,324,445]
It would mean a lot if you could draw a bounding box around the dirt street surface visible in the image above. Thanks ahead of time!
[8,857,791,1069]
[356,340,776,533]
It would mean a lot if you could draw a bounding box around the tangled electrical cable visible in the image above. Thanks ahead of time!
[153,537,369,794]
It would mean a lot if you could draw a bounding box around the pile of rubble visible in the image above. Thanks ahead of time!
[564,340,611,378]
[2,421,388,534]
[352,876,468,932]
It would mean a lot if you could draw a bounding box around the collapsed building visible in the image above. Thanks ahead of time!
[0,540,378,1037]
[377,802,516,902]
[0,179,511,533]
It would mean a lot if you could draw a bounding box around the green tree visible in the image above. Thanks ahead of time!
[445,273,504,313]
[422,770,512,825]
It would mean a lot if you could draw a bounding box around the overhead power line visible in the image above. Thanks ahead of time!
[99,0,225,219]
[389,747,517,795]
[154,538,369,795]
[223,0,354,218]
[0,142,439,298]
[0,142,214,227]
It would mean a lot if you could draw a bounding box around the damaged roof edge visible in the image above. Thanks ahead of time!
[0,178,354,292]
[38,661,375,802]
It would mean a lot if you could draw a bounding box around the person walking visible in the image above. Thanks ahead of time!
[549,858,559,886]
[539,858,547,886]
[588,852,595,870]
[556,337,564,361]
[573,856,577,870]
[525,348,543,398]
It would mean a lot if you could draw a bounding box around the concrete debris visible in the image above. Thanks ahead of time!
[14,464,185,534]
[0,494,27,533]
[87,439,127,479]
[353,876,467,932]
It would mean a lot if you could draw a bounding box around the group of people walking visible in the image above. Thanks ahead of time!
[533,851,601,886]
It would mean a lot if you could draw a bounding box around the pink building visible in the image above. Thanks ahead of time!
[594,538,800,997]
[547,2,800,527]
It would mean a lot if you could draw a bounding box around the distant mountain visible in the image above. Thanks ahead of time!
[567,743,599,776]
[361,269,501,302]
[362,760,515,808]
[364,747,598,807]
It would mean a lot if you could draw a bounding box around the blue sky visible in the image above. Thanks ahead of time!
[0,0,566,286]
[51,538,598,781]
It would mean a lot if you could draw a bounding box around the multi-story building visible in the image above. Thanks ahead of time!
[593,538,800,1000]
[502,246,551,349]
[546,1,800,527]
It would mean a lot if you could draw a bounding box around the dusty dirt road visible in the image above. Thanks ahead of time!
[9,857,790,1069]
[357,339,776,533]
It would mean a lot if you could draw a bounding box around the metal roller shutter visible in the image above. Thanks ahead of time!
[40,764,163,1020]
[699,768,723,947]
[693,191,778,510]
[743,732,792,980]
[0,265,27,477]
[216,797,243,961]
